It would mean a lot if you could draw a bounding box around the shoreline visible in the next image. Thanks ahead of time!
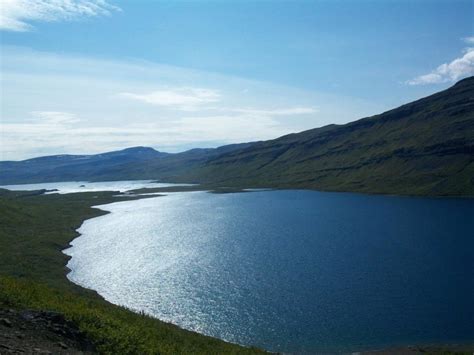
[0,188,264,353]
[2,178,474,199]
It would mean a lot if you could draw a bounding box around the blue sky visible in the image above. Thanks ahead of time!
[1,0,473,160]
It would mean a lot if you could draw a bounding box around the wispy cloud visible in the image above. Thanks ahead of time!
[119,88,221,111]
[30,111,80,124]
[0,111,290,160]
[463,36,474,45]
[0,0,120,32]
[0,46,383,160]
[407,37,474,85]
[119,88,317,115]
[0,106,316,160]
[231,107,318,116]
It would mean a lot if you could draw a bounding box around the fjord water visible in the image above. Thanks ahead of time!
[0,180,186,194]
[64,190,473,353]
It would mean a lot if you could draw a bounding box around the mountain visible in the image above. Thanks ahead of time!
[1,77,473,196]
[0,144,255,185]
[179,77,474,196]
[0,147,166,184]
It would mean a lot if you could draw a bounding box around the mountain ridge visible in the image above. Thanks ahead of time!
[182,77,473,195]
[1,77,473,196]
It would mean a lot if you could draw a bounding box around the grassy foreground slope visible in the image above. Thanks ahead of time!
[182,77,474,196]
[0,189,263,354]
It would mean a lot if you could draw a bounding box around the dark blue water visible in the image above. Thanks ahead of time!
[65,189,474,353]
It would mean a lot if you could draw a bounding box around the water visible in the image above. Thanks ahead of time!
[59,189,474,352]
[0,180,189,194]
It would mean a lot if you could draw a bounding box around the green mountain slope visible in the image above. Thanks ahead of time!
[181,77,474,196]
[1,77,473,196]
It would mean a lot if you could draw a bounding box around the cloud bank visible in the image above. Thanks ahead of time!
[0,0,119,31]
[407,37,474,85]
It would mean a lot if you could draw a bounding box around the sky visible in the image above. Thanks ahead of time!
[0,0,473,160]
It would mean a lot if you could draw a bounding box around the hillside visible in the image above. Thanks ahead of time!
[0,144,255,185]
[180,77,474,196]
[1,77,473,196]
[0,147,165,184]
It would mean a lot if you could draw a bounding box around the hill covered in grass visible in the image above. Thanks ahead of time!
[0,144,256,185]
[0,147,166,184]
[181,77,474,196]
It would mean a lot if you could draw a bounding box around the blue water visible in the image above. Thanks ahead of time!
[62,190,473,353]
[0,180,190,194]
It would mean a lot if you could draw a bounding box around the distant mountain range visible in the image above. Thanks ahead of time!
[1,77,473,196]
[0,143,256,186]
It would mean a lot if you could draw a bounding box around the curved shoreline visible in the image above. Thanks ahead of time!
[0,188,264,353]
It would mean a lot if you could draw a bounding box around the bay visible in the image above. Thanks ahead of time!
[62,189,474,353]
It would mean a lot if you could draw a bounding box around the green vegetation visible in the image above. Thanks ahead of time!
[183,77,474,196]
[0,189,263,354]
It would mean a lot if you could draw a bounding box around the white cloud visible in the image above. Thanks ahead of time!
[463,36,474,45]
[231,107,318,116]
[119,88,221,111]
[0,113,289,160]
[407,38,474,85]
[30,111,80,124]
[0,0,120,32]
